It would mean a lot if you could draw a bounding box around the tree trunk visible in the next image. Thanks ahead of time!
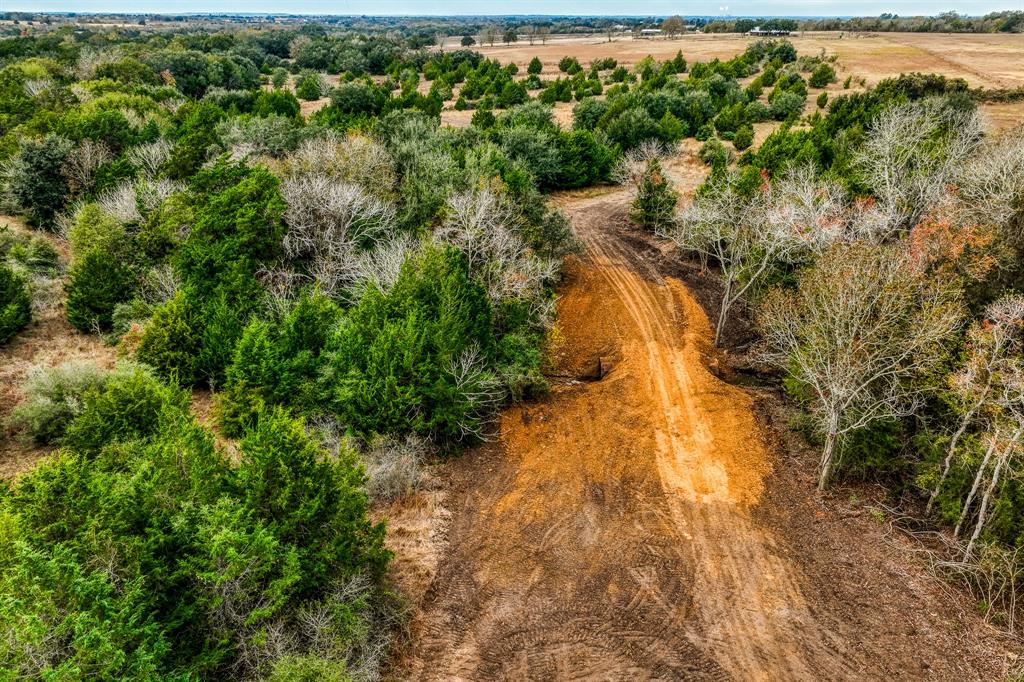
[965,444,1009,560]
[714,279,731,346]
[818,427,838,492]
[954,434,998,538]
[925,385,987,512]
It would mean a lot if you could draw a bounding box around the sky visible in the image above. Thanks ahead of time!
[1,0,1019,16]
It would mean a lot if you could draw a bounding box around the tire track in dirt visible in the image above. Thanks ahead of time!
[396,189,857,680]
[577,194,853,679]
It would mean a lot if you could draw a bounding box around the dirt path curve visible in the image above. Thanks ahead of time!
[397,189,861,680]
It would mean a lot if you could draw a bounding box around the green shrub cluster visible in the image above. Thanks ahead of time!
[0,261,32,344]
[0,365,390,679]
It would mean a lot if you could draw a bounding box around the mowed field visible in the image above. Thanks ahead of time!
[449,31,1024,131]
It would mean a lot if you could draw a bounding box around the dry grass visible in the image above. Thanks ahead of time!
[0,216,118,479]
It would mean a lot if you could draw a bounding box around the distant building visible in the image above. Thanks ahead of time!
[747,26,791,36]
[639,28,663,37]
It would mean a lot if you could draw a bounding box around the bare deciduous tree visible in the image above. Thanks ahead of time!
[280,174,396,298]
[437,187,558,307]
[758,242,962,490]
[128,139,173,179]
[954,126,1024,242]
[278,133,396,200]
[61,139,111,197]
[445,344,504,441]
[927,294,1024,514]
[667,170,821,345]
[857,99,983,228]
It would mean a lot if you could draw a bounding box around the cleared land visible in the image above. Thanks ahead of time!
[391,153,1015,679]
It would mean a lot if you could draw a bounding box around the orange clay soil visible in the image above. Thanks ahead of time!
[391,181,1014,679]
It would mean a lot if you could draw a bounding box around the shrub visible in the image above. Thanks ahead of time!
[135,289,203,384]
[6,134,73,229]
[732,125,754,151]
[527,56,543,75]
[698,138,730,170]
[555,129,616,189]
[745,100,770,122]
[0,393,389,679]
[0,262,32,344]
[65,249,134,333]
[495,125,561,188]
[329,80,385,116]
[218,291,342,436]
[320,245,498,441]
[62,363,186,454]
[7,362,109,444]
[471,107,495,129]
[558,56,581,74]
[817,91,829,109]
[0,228,59,276]
[68,204,127,262]
[295,71,324,101]
[769,90,805,120]
[254,89,301,118]
[809,63,836,88]
[572,97,609,131]
[605,106,661,151]
[631,157,678,231]
[271,67,289,89]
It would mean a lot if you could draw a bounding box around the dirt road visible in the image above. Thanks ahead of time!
[393,186,1012,680]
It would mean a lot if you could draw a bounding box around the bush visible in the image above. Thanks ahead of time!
[135,290,203,384]
[770,91,805,120]
[527,56,543,75]
[605,106,661,151]
[7,362,109,444]
[495,125,562,187]
[0,228,59,276]
[0,262,32,344]
[631,157,678,231]
[329,80,385,116]
[271,67,289,89]
[809,63,836,88]
[572,97,609,131]
[62,363,187,454]
[732,125,754,151]
[320,245,498,441]
[555,129,616,189]
[817,91,829,109]
[65,249,134,333]
[218,291,342,436]
[0,394,389,679]
[558,56,581,74]
[295,71,324,101]
[471,107,495,129]
[68,204,127,262]
[254,89,301,118]
[6,135,73,229]
[698,138,730,170]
